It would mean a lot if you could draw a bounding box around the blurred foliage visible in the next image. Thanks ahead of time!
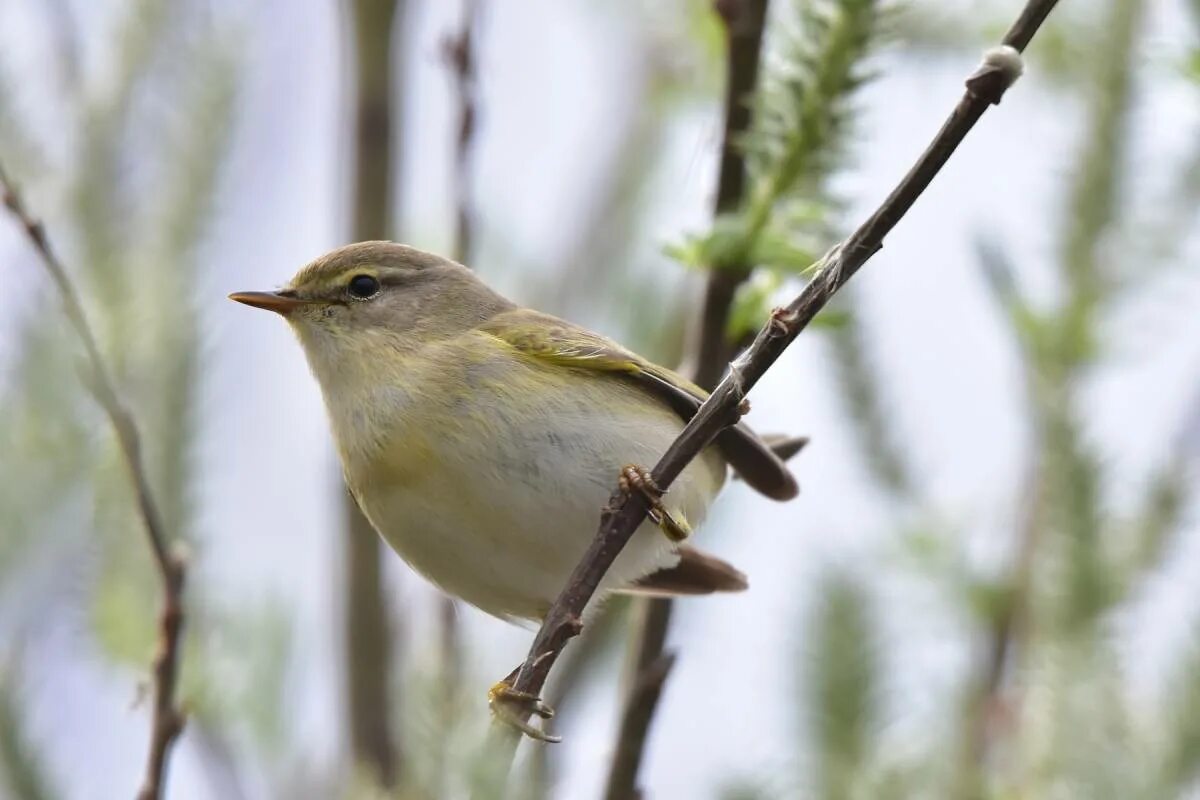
[0,664,58,800]
[794,0,1200,798]
[804,572,878,800]
[539,1,727,363]
[824,288,914,498]
[667,0,883,340]
[0,0,294,792]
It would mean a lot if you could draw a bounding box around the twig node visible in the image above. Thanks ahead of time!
[966,45,1025,104]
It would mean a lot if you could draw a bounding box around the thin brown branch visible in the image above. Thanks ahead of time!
[489,0,1056,759]
[344,0,405,786]
[961,442,1043,788]
[430,0,483,786]
[440,0,484,673]
[443,0,482,264]
[687,0,772,391]
[0,163,188,800]
[602,651,676,800]
[607,2,770,795]
[526,600,629,798]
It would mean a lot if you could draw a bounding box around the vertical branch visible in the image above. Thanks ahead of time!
[426,0,483,790]
[602,600,680,800]
[960,431,1044,788]
[0,164,188,800]
[444,0,482,265]
[605,3,769,797]
[343,0,405,788]
[527,601,628,798]
[688,0,772,391]
[439,0,483,692]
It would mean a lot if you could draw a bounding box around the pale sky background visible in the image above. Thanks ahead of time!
[2,0,1199,798]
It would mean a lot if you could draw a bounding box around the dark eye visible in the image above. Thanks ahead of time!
[348,274,380,299]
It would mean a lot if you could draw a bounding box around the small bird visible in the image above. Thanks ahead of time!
[230,242,798,729]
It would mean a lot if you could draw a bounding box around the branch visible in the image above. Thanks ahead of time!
[601,651,676,800]
[525,600,629,798]
[343,0,405,786]
[437,0,482,703]
[606,1,770,795]
[0,163,188,800]
[688,0,772,390]
[443,0,481,264]
[428,1,483,791]
[490,0,1054,753]
[962,439,1044,783]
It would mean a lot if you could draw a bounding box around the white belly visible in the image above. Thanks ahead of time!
[340,368,725,621]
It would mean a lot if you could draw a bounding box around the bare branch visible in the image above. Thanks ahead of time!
[602,651,676,800]
[0,163,188,800]
[443,0,482,264]
[343,0,406,786]
[489,0,1054,756]
[688,0,772,391]
[430,1,483,790]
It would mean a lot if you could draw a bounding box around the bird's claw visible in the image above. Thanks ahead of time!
[488,678,561,743]
[619,464,690,542]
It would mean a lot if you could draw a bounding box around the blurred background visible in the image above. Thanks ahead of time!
[1,0,1199,798]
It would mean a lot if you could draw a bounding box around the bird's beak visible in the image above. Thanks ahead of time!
[228,290,315,315]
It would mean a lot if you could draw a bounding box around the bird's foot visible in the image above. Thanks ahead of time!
[619,464,691,542]
[488,672,560,743]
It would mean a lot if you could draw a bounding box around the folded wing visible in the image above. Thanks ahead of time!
[479,309,799,501]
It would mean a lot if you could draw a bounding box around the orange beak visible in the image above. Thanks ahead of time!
[228,291,315,315]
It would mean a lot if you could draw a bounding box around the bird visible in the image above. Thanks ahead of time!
[230,241,799,733]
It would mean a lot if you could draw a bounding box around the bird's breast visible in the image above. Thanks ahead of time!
[326,339,726,619]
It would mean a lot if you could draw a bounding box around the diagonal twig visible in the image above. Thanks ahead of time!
[0,162,188,800]
[488,0,1059,759]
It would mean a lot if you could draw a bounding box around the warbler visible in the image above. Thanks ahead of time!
[230,242,798,624]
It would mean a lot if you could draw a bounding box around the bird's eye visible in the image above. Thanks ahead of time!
[348,274,380,299]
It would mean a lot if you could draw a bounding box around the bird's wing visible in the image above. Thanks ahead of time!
[478,308,798,500]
